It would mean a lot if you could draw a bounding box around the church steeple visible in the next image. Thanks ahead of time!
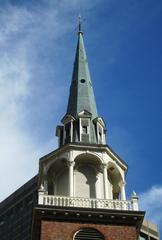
[56,27,106,146]
[37,25,143,239]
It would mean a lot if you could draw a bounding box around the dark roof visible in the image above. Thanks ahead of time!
[0,175,38,213]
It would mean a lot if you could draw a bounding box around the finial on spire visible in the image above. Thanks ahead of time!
[78,15,85,34]
[78,15,82,32]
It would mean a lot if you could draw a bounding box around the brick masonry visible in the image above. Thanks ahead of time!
[40,220,137,240]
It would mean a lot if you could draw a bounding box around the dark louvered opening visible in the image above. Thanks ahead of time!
[74,228,104,240]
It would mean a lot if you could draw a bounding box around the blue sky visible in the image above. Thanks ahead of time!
[0,0,162,234]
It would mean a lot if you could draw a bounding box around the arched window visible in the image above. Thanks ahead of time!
[74,228,104,240]
[55,167,69,196]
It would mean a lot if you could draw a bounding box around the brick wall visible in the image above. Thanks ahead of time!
[40,220,137,240]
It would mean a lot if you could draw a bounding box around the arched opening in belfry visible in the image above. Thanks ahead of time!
[74,153,101,199]
[47,158,68,196]
[108,162,123,200]
[75,164,96,198]
[55,167,69,196]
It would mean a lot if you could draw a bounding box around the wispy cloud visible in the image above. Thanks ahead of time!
[0,5,56,200]
[0,0,100,201]
[139,185,162,230]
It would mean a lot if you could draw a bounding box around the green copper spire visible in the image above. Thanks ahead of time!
[66,26,98,119]
[57,24,106,146]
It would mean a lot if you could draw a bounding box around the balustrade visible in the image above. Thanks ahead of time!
[38,193,135,211]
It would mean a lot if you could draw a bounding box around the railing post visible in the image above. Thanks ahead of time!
[119,181,127,210]
[131,191,139,211]
[38,185,45,205]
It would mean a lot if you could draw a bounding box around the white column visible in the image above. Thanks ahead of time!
[120,181,126,201]
[70,120,73,142]
[102,163,109,199]
[79,118,81,141]
[68,161,75,197]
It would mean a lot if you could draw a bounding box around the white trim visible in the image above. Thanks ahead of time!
[120,181,126,201]
[70,120,73,142]
[79,118,81,141]
[68,161,75,197]
[38,194,134,211]
[102,163,109,199]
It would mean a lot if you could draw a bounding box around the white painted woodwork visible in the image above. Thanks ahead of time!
[38,146,138,211]
[38,193,137,211]
[121,182,126,201]
[68,161,75,197]
[103,164,109,199]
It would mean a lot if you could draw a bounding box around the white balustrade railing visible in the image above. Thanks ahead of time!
[38,192,137,211]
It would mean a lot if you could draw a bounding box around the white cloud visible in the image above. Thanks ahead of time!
[0,3,63,201]
[0,1,100,201]
[139,185,162,227]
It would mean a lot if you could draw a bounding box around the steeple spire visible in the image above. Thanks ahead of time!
[66,22,98,119]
